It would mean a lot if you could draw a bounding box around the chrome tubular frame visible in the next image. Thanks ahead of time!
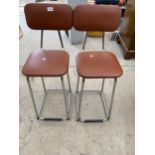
[58,30,64,48]
[40,30,64,49]
[40,30,44,48]
[27,77,39,119]
[102,32,104,50]
[26,74,72,121]
[76,77,85,121]
[107,78,117,120]
[41,77,46,93]
[76,77,117,123]
[82,32,88,50]
[67,73,72,93]
[82,31,105,50]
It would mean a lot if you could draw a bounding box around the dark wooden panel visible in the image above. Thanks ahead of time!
[118,0,135,59]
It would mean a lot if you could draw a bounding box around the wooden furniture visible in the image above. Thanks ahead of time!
[117,0,135,59]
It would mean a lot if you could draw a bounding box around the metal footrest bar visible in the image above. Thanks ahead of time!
[39,116,66,121]
[82,119,107,123]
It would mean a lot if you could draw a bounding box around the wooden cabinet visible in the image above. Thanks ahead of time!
[117,0,135,59]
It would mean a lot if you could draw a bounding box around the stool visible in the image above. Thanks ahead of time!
[76,51,123,122]
[74,4,123,122]
[23,3,73,121]
[22,50,72,120]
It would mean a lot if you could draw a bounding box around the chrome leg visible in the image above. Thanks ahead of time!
[76,76,80,93]
[77,78,85,121]
[102,32,104,50]
[107,78,117,120]
[82,32,87,50]
[41,77,46,93]
[27,77,39,119]
[58,30,64,48]
[61,76,69,119]
[30,77,34,82]
[100,78,108,118]
[100,92,108,119]
[67,73,72,93]
[40,30,44,48]
[101,78,105,93]
[66,73,72,119]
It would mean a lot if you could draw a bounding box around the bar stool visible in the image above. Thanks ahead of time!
[74,4,123,122]
[23,3,73,121]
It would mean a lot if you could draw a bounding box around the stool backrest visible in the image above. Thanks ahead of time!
[24,3,73,30]
[73,4,121,31]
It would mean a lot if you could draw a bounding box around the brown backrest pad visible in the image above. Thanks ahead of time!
[74,4,121,31]
[24,3,73,30]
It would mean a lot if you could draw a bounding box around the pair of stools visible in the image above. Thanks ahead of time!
[22,3,123,123]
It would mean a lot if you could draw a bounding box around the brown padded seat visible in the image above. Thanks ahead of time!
[74,4,121,31]
[22,50,69,76]
[24,3,73,30]
[76,52,123,78]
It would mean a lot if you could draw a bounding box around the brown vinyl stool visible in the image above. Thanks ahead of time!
[23,3,73,121]
[74,4,123,122]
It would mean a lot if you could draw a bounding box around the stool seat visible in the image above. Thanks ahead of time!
[22,50,69,77]
[76,51,123,78]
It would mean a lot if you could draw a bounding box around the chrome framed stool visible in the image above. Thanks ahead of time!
[23,50,72,121]
[76,52,123,122]
[74,5,123,122]
[23,3,73,121]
